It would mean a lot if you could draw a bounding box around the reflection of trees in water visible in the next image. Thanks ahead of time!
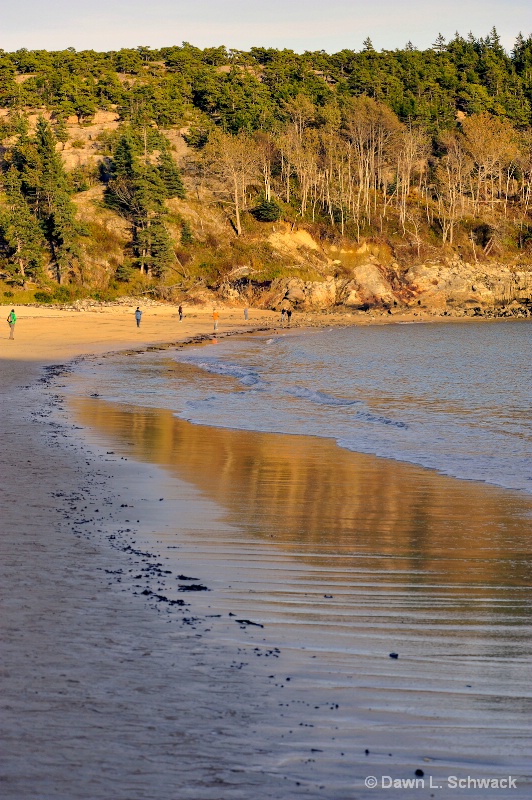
[75,399,532,597]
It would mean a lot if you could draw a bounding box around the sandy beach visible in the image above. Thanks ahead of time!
[0,304,297,799]
[1,303,531,799]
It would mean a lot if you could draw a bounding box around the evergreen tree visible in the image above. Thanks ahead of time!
[112,134,136,179]
[180,219,194,245]
[432,33,447,53]
[12,116,82,283]
[136,220,174,276]
[0,167,44,282]
[157,149,186,198]
[48,190,83,284]
[53,115,69,150]
[106,136,175,275]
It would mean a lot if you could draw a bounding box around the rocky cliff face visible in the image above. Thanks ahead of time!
[262,260,532,318]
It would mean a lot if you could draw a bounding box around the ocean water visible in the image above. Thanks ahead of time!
[77,320,532,493]
[69,320,532,795]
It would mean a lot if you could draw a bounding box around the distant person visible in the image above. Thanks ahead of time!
[213,308,219,332]
[178,304,183,321]
[244,307,249,321]
[6,308,16,339]
[280,308,286,326]
[135,307,142,328]
[286,308,292,326]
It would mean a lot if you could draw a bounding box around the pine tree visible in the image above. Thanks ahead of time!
[106,134,176,275]
[136,220,175,276]
[486,26,503,53]
[53,115,69,151]
[0,167,44,282]
[112,134,136,179]
[13,117,82,283]
[432,33,447,53]
[49,190,83,284]
[158,149,186,198]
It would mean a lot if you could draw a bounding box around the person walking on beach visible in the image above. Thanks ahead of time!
[213,308,219,332]
[178,304,183,321]
[280,308,286,327]
[6,308,16,339]
[286,308,292,326]
[244,307,249,321]
[135,307,142,328]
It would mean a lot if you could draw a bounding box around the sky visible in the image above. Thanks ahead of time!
[1,0,531,54]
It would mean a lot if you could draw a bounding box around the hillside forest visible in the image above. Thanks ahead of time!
[1,29,532,306]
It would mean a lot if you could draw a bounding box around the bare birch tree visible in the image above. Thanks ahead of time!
[203,130,259,235]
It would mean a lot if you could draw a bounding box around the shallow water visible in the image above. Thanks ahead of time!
[67,321,532,794]
[71,388,532,796]
[74,320,532,492]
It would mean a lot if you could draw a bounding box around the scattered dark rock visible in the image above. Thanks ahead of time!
[235,619,264,628]
[415,769,424,777]
[389,652,399,659]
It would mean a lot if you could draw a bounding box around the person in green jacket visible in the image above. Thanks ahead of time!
[7,309,16,340]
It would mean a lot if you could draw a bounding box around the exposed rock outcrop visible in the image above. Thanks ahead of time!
[261,259,531,318]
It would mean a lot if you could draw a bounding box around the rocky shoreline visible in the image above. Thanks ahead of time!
[14,257,531,326]
[249,259,532,319]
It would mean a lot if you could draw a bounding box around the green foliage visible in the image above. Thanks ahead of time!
[252,199,282,222]
[53,115,69,148]
[33,285,78,303]
[7,117,83,282]
[1,34,532,294]
[114,260,135,282]
[0,32,529,135]
[0,167,44,282]
[68,163,99,193]
[104,132,178,275]
[135,220,175,276]
[180,219,194,244]
[33,290,53,303]
[157,149,186,198]
[111,133,136,179]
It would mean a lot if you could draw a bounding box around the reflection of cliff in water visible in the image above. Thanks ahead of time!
[74,398,532,597]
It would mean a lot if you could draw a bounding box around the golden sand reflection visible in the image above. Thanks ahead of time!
[73,398,532,598]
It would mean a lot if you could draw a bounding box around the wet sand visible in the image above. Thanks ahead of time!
[0,306,297,799]
[1,305,531,798]
[71,401,532,794]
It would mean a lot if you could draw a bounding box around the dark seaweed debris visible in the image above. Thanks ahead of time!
[178,583,210,592]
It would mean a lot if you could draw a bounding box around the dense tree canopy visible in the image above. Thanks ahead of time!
[0,31,530,132]
[1,31,532,290]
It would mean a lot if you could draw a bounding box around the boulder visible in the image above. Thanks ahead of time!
[405,262,495,309]
[339,281,363,308]
[284,279,307,305]
[305,276,337,307]
[351,263,396,306]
